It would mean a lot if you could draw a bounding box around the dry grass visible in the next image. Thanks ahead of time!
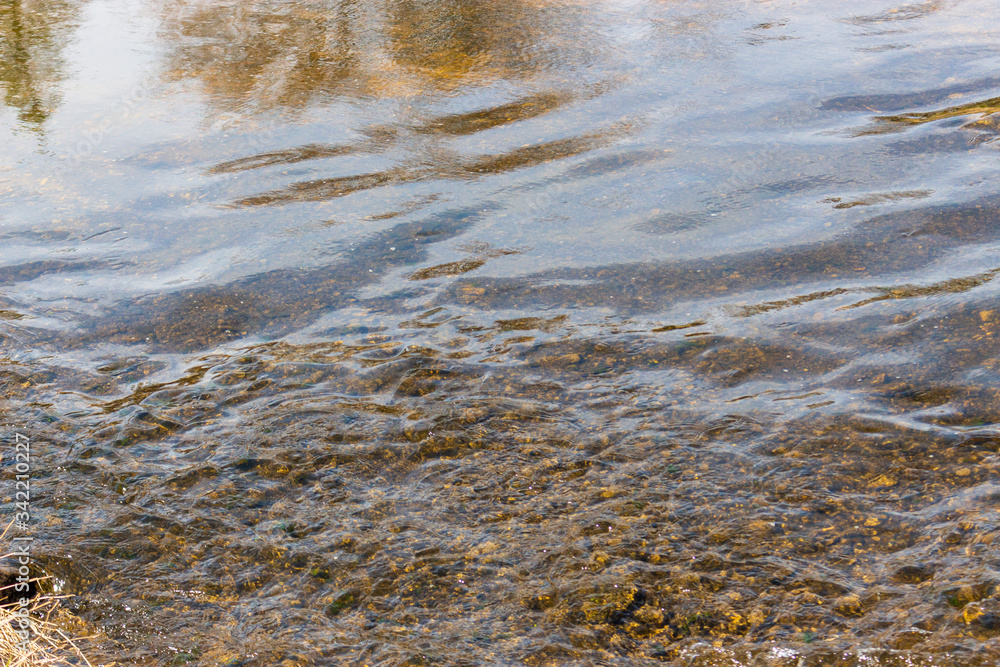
[1,522,95,667]
[0,589,94,667]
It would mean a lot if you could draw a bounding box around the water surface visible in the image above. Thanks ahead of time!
[3,0,1000,664]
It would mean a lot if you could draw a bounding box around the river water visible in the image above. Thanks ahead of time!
[2,0,1000,664]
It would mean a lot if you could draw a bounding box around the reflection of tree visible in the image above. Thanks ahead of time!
[160,0,588,112]
[387,0,544,87]
[0,0,76,130]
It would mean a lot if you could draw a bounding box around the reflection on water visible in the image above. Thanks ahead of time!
[0,0,77,129]
[3,0,1000,665]
[160,0,591,109]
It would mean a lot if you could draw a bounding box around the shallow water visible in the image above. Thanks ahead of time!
[3,0,1000,664]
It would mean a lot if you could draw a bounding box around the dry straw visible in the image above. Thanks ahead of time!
[1,522,94,667]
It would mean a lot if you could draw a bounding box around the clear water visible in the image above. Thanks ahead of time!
[3,0,1000,664]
